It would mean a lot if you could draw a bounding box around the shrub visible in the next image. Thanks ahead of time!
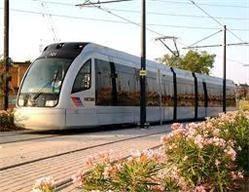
[161,122,241,191]
[0,110,20,131]
[32,177,55,192]
[208,111,249,174]
[72,150,164,192]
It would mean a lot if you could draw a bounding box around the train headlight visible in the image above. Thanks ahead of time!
[45,100,57,107]
[18,98,24,106]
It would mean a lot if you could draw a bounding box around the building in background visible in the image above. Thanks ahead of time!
[0,61,30,109]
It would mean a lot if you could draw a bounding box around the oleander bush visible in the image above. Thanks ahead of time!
[32,177,55,192]
[34,111,249,192]
[0,109,20,131]
[71,151,165,192]
[208,111,249,174]
[161,122,242,191]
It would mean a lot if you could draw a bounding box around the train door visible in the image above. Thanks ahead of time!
[157,69,163,124]
[196,80,206,118]
[67,59,97,127]
[203,82,208,117]
[95,58,136,125]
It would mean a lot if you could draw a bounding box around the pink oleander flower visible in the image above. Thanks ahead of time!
[130,149,142,158]
[171,123,183,130]
[85,152,112,167]
[31,189,44,192]
[224,147,236,161]
[231,171,244,180]
[194,185,206,192]
[183,156,188,161]
[160,133,174,143]
[211,137,226,148]
[153,150,166,163]
[215,159,221,167]
[151,185,165,192]
[213,128,220,136]
[142,149,154,159]
[194,134,204,149]
[205,121,214,130]
[98,152,112,163]
[173,127,186,136]
[71,170,84,187]
[103,165,114,179]
[33,176,55,192]
[103,163,121,180]
[186,123,198,137]
[85,155,96,167]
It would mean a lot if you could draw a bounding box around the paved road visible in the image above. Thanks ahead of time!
[0,125,171,192]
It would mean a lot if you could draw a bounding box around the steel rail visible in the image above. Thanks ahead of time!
[0,130,168,172]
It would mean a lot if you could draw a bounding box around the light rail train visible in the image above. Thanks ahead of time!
[14,42,236,130]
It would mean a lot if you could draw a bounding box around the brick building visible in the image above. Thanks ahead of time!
[0,61,30,109]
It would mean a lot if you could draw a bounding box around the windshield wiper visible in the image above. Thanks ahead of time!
[31,70,59,102]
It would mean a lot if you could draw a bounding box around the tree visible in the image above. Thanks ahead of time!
[0,60,4,95]
[0,60,4,109]
[157,50,216,75]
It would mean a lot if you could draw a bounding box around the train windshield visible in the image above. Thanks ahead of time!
[18,58,72,107]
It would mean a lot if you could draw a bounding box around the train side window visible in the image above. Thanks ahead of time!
[72,60,91,93]
[95,59,112,105]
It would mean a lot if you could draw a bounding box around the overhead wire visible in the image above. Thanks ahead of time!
[33,0,249,9]
[30,0,249,21]
[1,0,247,69]
[76,1,165,37]
[5,1,249,54]
[151,0,249,9]
[0,7,248,36]
[0,8,128,24]
[76,1,190,48]
[187,30,222,47]
[188,0,223,26]
[77,1,189,47]
[108,8,249,21]
[188,0,247,43]
[216,55,249,66]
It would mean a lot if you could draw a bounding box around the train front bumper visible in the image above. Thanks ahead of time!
[14,107,66,130]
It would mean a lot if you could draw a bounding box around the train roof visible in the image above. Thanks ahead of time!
[88,43,235,86]
[43,42,235,87]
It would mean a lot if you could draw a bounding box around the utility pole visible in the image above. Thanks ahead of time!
[223,25,226,113]
[140,0,146,128]
[77,0,147,127]
[182,25,249,113]
[3,0,9,110]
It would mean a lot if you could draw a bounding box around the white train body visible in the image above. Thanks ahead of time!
[14,43,236,130]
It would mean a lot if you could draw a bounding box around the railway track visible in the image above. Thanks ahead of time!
[0,125,170,192]
[0,127,109,145]
[0,129,168,172]
[0,130,31,137]
[0,134,59,145]
[0,125,138,145]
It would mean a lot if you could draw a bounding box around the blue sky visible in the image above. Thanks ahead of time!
[0,0,248,84]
